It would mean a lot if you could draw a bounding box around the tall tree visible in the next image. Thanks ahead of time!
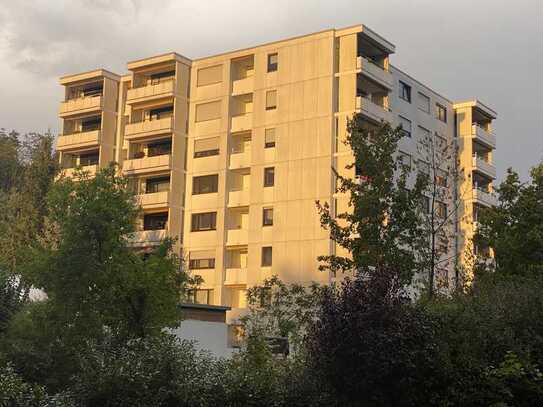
[475,162,543,276]
[316,116,427,285]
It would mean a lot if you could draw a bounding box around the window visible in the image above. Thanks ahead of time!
[266,90,277,110]
[147,140,171,157]
[267,53,278,72]
[197,65,222,87]
[189,258,215,270]
[187,289,214,305]
[399,80,411,102]
[143,212,168,230]
[399,116,412,138]
[146,176,170,194]
[398,151,412,169]
[263,207,274,226]
[191,212,217,231]
[150,70,175,85]
[194,137,220,158]
[437,202,447,219]
[149,105,173,120]
[264,167,275,187]
[192,174,218,195]
[195,100,221,122]
[79,151,99,166]
[264,128,276,148]
[436,170,447,187]
[261,246,272,267]
[80,83,103,98]
[417,92,430,113]
[436,103,447,123]
[81,116,101,132]
[423,196,431,214]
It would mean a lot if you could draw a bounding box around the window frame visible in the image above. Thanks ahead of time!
[262,207,274,226]
[265,90,277,111]
[192,174,219,195]
[263,167,275,187]
[261,246,273,267]
[417,92,430,114]
[436,103,447,123]
[267,53,278,72]
[191,212,217,232]
[399,80,411,103]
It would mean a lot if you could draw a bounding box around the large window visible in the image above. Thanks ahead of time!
[143,212,168,230]
[81,116,101,132]
[79,151,99,166]
[194,137,219,158]
[189,258,215,270]
[145,176,170,194]
[264,128,276,148]
[266,90,277,110]
[187,289,214,305]
[398,116,412,138]
[399,80,411,103]
[261,246,273,267]
[147,140,171,157]
[264,167,275,187]
[417,92,430,113]
[149,105,173,120]
[195,100,221,122]
[267,53,278,72]
[191,212,217,231]
[436,103,447,123]
[192,174,218,195]
[197,65,223,87]
[263,207,274,226]
[150,70,175,85]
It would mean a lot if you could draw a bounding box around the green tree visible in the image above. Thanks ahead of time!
[475,163,543,276]
[316,116,427,285]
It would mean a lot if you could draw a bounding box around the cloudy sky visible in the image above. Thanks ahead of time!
[1,0,541,180]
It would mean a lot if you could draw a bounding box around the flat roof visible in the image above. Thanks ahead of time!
[453,100,497,119]
[127,52,192,71]
[59,68,120,85]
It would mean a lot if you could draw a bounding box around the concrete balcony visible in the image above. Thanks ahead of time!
[472,156,496,179]
[128,229,167,247]
[56,130,101,151]
[356,96,392,124]
[227,189,250,207]
[472,124,496,149]
[472,188,498,207]
[356,56,393,89]
[226,228,248,246]
[229,150,251,169]
[126,80,175,104]
[124,117,174,140]
[136,191,170,210]
[232,77,254,96]
[224,268,247,285]
[122,154,171,176]
[230,113,253,133]
[59,96,102,117]
[59,164,99,179]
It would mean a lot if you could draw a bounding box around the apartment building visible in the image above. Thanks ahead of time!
[57,24,497,316]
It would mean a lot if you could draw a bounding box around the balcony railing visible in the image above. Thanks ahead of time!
[124,117,174,139]
[229,150,251,169]
[230,113,253,133]
[356,96,392,124]
[226,228,249,246]
[227,189,250,207]
[472,155,496,179]
[128,229,167,246]
[59,95,102,116]
[356,56,393,89]
[59,164,99,179]
[472,124,496,149]
[122,154,171,175]
[224,268,248,285]
[136,191,170,209]
[232,76,254,95]
[126,79,175,103]
[472,187,497,207]
[56,130,101,151]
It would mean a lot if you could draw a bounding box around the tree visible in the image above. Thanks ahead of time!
[316,116,427,285]
[475,162,543,276]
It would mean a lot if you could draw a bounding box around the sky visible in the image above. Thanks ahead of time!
[0,0,541,181]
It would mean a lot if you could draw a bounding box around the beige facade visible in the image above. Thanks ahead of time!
[57,24,496,315]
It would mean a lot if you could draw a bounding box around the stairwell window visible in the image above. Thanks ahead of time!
[266,90,277,110]
[264,167,275,187]
[263,207,274,226]
[399,81,411,103]
[261,246,273,267]
[191,212,217,231]
[267,53,278,72]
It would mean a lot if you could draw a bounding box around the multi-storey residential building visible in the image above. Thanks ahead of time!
[58,24,497,318]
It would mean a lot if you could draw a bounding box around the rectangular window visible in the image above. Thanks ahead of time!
[266,90,277,110]
[143,212,168,230]
[149,105,173,120]
[150,70,175,85]
[398,116,411,138]
[437,202,447,219]
[263,207,274,226]
[399,80,411,103]
[197,65,222,87]
[423,196,431,214]
[418,92,430,113]
[195,100,221,122]
[398,151,412,169]
[194,137,220,158]
[81,83,103,98]
[191,212,217,231]
[264,128,276,148]
[261,246,273,267]
[192,174,219,195]
[267,53,278,72]
[436,103,447,123]
[189,258,215,270]
[145,176,170,194]
[79,151,99,166]
[187,289,214,305]
[264,167,275,187]
[147,140,172,157]
[81,116,101,132]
